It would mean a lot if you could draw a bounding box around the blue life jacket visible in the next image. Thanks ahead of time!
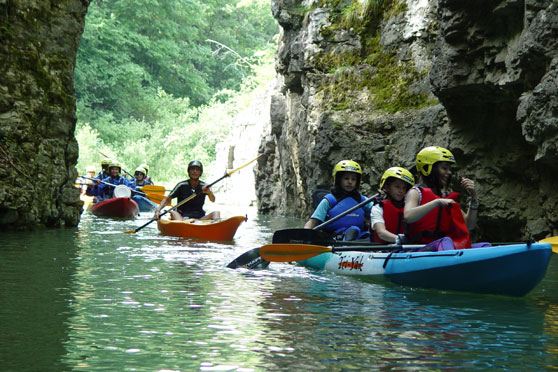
[323,193,366,235]
[97,176,135,200]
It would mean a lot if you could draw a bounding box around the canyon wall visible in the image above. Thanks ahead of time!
[255,0,558,242]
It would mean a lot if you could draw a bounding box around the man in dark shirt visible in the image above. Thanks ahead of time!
[153,160,220,221]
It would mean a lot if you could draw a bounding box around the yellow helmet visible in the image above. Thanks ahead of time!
[416,146,456,176]
[332,160,362,183]
[101,159,112,167]
[108,161,121,173]
[380,167,415,189]
[86,165,96,174]
[134,167,147,176]
[139,163,149,174]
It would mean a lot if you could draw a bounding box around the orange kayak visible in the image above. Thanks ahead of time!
[157,216,246,241]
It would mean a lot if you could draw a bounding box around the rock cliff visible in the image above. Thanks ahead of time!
[0,1,89,229]
[256,0,558,241]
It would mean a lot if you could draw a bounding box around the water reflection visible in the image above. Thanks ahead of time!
[0,208,557,371]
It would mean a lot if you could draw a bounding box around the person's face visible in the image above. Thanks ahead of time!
[339,172,358,193]
[110,167,120,177]
[135,172,145,182]
[385,179,409,202]
[188,166,202,180]
[435,162,452,187]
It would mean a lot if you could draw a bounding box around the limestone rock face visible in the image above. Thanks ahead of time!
[256,0,558,241]
[0,1,90,229]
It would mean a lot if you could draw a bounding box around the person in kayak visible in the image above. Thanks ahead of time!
[404,146,478,249]
[138,163,152,184]
[153,160,220,221]
[132,166,153,188]
[86,159,111,196]
[95,161,136,201]
[371,166,415,244]
[304,160,372,241]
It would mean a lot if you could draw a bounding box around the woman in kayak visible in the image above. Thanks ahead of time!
[371,167,415,244]
[404,146,478,249]
[304,160,371,241]
[153,160,220,221]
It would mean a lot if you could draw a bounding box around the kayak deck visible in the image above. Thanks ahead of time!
[299,243,552,297]
[157,215,246,241]
[91,197,139,219]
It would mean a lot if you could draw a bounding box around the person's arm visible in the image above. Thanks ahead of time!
[403,188,455,223]
[202,186,215,202]
[153,195,172,220]
[460,177,478,230]
[373,222,398,243]
[304,199,329,229]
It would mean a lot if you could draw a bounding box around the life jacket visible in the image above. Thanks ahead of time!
[323,193,366,235]
[98,176,135,199]
[407,186,471,249]
[373,199,405,243]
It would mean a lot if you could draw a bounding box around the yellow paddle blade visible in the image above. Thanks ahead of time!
[540,236,558,253]
[260,244,333,262]
[140,185,167,194]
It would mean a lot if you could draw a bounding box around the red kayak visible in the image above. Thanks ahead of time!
[91,197,139,219]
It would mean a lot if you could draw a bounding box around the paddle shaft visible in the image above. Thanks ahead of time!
[81,176,150,197]
[313,194,378,231]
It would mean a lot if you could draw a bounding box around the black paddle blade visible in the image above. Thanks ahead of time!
[226,248,270,269]
[272,228,334,244]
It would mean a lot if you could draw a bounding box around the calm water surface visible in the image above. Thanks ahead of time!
[1,205,557,371]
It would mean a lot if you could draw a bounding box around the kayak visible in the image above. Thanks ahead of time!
[298,242,552,297]
[91,197,139,219]
[157,216,246,241]
[132,195,158,212]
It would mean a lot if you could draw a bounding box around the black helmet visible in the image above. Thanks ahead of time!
[188,160,203,174]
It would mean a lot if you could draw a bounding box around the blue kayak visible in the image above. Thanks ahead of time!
[299,243,552,297]
[132,195,158,212]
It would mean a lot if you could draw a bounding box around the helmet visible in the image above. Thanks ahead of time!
[332,160,362,183]
[86,165,96,174]
[101,159,111,167]
[134,167,146,176]
[188,160,203,173]
[108,161,121,173]
[139,163,149,174]
[379,167,415,189]
[416,146,456,176]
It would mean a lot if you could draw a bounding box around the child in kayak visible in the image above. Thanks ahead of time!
[404,146,478,250]
[304,160,371,241]
[153,160,220,221]
[371,167,415,244]
[132,166,153,188]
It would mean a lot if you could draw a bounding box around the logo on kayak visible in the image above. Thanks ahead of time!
[338,255,364,271]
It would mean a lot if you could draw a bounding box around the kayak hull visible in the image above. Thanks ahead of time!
[132,195,158,212]
[91,197,139,219]
[299,243,552,296]
[157,216,246,241]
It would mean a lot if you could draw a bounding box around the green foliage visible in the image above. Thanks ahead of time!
[315,0,433,113]
[75,0,278,184]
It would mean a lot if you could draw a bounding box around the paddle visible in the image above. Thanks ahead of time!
[227,193,379,268]
[260,243,422,262]
[226,247,270,269]
[140,185,169,193]
[541,236,558,253]
[124,154,263,234]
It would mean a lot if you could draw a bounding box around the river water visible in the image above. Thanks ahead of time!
[1,204,557,371]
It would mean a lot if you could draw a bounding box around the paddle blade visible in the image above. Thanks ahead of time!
[226,248,270,269]
[272,228,334,244]
[140,185,167,193]
[540,236,558,253]
[260,244,332,262]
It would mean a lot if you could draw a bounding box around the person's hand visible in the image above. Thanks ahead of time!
[153,210,160,220]
[437,198,455,207]
[395,234,407,245]
[202,186,211,194]
[461,177,477,198]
